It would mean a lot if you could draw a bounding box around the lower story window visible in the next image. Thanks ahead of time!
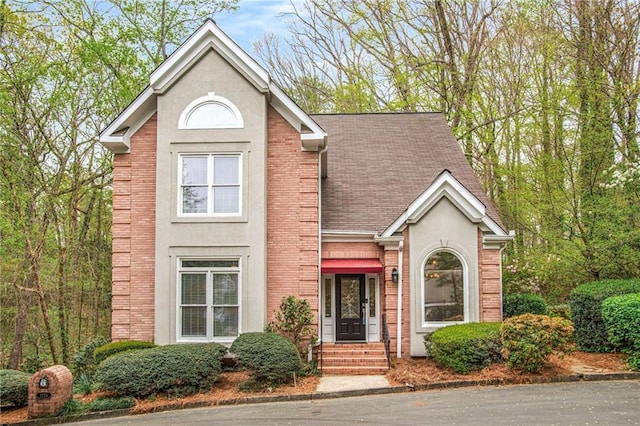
[423,251,464,323]
[179,259,239,340]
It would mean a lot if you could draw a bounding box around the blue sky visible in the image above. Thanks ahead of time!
[215,0,299,54]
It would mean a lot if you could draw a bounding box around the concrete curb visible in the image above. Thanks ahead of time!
[8,371,640,425]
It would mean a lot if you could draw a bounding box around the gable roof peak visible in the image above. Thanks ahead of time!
[99,19,325,153]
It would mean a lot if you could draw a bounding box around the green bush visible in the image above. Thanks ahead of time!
[94,343,226,398]
[93,340,156,364]
[503,293,547,319]
[230,332,301,384]
[427,323,503,374]
[86,396,135,412]
[72,336,109,375]
[547,304,572,320]
[57,397,134,417]
[627,353,640,371]
[0,369,30,407]
[266,296,317,358]
[501,314,574,373]
[569,279,640,352]
[601,293,640,353]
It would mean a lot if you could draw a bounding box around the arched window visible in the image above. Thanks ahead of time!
[423,251,465,323]
[178,93,244,129]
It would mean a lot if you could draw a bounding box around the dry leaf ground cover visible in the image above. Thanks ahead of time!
[0,352,631,424]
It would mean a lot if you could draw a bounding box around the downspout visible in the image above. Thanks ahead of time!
[317,144,328,366]
[396,239,404,358]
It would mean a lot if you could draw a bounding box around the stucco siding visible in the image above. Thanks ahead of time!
[154,49,268,344]
[408,197,479,356]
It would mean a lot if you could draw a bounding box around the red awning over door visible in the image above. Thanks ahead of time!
[321,258,383,274]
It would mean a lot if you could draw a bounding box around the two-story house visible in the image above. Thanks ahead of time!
[99,19,512,374]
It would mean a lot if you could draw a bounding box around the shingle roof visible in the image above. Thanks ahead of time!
[311,113,504,234]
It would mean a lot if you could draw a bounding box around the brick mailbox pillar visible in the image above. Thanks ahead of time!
[28,365,73,419]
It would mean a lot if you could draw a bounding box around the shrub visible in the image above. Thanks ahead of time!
[86,396,135,412]
[93,340,156,364]
[266,296,316,358]
[569,279,640,352]
[503,293,547,319]
[230,332,301,384]
[501,314,574,373]
[0,369,30,407]
[94,343,226,398]
[601,293,640,353]
[427,323,502,374]
[72,336,109,376]
[57,396,135,417]
[627,353,640,371]
[547,304,572,320]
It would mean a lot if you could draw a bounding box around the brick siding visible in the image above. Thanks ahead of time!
[478,229,503,321]
[266,106,319,324]
[110,114,157,341]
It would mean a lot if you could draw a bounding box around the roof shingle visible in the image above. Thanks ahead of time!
[311,113,504,234]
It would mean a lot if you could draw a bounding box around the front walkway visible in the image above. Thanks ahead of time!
[316,375,390,393]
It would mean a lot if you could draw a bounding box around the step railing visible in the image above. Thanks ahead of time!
[382,314,391,368]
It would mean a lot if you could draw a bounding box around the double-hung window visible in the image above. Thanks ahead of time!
[179,259,240,340]
[179,154,241,216]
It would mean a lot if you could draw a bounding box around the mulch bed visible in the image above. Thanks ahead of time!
[0,352,631,424]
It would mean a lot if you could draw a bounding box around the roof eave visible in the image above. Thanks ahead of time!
[381,170,509,238]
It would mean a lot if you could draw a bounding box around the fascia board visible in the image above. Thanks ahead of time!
[269,83,326,139]
[99,86,156,152]
[150,21,269,94]
[381,171,490,238]
[321,230,378,243]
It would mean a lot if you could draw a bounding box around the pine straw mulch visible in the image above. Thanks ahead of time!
[386,351,630,388]
[0,352,631,424]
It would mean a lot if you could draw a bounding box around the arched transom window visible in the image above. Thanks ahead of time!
[178,92,244,129]
[423,251,465,323]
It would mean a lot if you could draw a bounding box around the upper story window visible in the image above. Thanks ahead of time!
[179,154,241,216]
[423,251,465,324]
[178,92,244,129]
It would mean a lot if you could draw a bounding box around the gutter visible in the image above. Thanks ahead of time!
[397,240,404,358]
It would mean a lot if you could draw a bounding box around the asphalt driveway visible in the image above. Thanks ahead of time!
[78,379,640,425]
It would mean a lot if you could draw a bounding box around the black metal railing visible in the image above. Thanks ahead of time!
[382,313,391,368]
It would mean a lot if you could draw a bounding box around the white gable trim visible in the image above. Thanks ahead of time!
[381,171,508,238]
[99,86,155,153]
[99,19,326,152]
[149,21,269,94]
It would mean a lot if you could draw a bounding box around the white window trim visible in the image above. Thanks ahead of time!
[178,153,242,218]
[421,249,469,328]
[177,258,242,343]
[178,92,244,129]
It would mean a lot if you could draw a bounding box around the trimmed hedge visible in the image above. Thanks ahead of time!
[230,332,301,383]
[601,293,640,352]
[0,369,30,407]
[501,314,574,373]
[427,323,502,374]
[503,293,547,319]
[93,340,156,364]
[569,279,640,352]
[72,336,109,375]
[94,343,226,397]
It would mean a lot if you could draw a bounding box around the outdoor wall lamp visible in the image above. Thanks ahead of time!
[391,268,398,284]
